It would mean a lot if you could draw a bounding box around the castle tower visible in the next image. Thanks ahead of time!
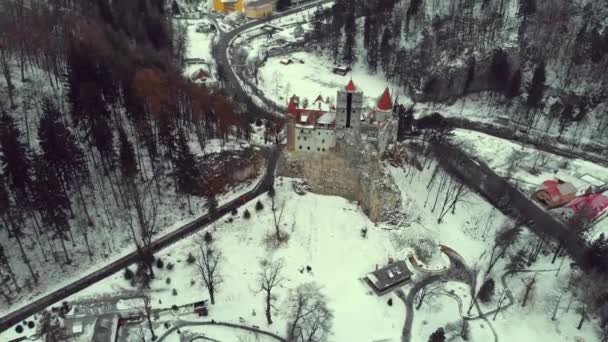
[286,115,296,151]
[336,80,363,133]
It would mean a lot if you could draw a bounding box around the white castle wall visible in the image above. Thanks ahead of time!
[295,126,336,152]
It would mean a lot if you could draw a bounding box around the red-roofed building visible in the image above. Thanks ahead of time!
[377,87,393,111]
[566,192,608,222]
[345,79,357,92]
[365,88,394,123]
[534,179,578,208]
[286,95,334,126]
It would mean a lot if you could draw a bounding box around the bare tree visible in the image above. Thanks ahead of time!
[415,281,445,310]
[285,282,333,342]
[194,233,223,305]
[124,179,158,281]
[128,294,157,341]
[270,189,286,242]
[257,258,286,325]
[521,275,536,307]
[485,221,523,276]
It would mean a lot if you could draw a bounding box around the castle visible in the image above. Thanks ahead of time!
[286,80,398,154]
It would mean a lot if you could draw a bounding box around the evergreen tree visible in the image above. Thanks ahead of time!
[428,327,446,342]
[0,178,37,282]
[462,57,476,95]
[380,27,393,76]
[38,98,86,188]
[517,0,536,18]
[505,69,523,99]
[478,278,495,303]
[32,158,72,264]
[341,10,358,66]
[276,0,291,11]
[587,234,608,272]
[0,113,32,199]
[92,117,115,168]
[310,7,325,44]
[488,49,510,95]
[175,128,199,212]
[526,61,546,108]
[119,127,138,181]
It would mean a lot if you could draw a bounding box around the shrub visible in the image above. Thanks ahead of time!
[204,231,213,243]
[124,267,134,280]
[166,277,171,285]
[478,278,495,303]
[166,262,174,270]
[156,258,165,269]
[244,209,251,219]
[15,325,23,334]
[228,217,233,223]
[172,289,178,296]
[27,321,35,329]
[387,298,393,306]
[255,200,264,211]
[186,253,196,264]
[268,186,275,198]
[231,208,238,216]
[190,279,196,286]
[172,305,178,312]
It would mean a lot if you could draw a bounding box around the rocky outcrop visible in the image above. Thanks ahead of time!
[277,143,402,223]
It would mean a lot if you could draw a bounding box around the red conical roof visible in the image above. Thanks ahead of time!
[345,80,357,92]
[314,95,324,103]
[287,95,299,116]
[377,87,393,111]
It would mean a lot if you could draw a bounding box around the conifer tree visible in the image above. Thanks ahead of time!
[488,49,510,95]
[380,27,393,76]
[526,61,546,108]
[505,69,522,99]
[32,158,72,264]
[0,113,33,200]
[175,128,199,212]
[428,327,446,342]
[119,127,138,181]
[341,9,358,66]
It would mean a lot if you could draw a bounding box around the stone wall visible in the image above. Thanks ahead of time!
[277,143,402,223]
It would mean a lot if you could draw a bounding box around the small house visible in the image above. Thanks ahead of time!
[365,260,412,295]
[333,65,351,76]
[245,0,273,19]
[92,314,119,342]
[534,179,577,208]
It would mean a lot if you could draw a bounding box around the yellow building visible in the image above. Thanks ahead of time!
[245,0,273,18]
[213,0,244,12]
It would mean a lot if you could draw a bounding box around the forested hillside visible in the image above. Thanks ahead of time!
[0,0,249,304]
[309,0,608,143]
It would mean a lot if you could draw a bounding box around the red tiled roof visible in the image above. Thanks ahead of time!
[345,80,356,92]
[377,87,393,111]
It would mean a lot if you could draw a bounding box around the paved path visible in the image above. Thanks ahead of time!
[156,320,287,342]
[0,146,280,332]
[396,249,475,342]
[213,0,333,119]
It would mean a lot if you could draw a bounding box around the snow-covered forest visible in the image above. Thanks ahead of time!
[308,0,608,145]
[0,0,254,307]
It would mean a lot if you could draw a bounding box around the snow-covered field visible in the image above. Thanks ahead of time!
[4,163,602,342]
[258,51,405,110]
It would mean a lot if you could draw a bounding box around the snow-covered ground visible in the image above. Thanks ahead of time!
[258,51,405,111]
[448,128,608,239]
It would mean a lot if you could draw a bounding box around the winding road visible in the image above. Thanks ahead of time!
[212,0,334,119]
[0,146,280,332]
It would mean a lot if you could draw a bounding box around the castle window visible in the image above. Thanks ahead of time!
[299,146,302,149]
[318,132,320,136]
[322,148,326,152]
[307,146,310,150]
[317,148,320,151]
[300,129,304,133]
[322,139,325,143]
